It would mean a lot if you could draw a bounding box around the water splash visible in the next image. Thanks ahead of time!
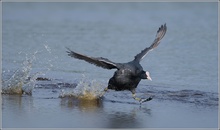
[22,72,43,94]
[44,44,52,54]
[2,44,59,95]
[2,51,39,95]
[59,75,105,100]
[43,44,58,71]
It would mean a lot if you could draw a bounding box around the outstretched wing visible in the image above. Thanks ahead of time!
[134,24,167,62]
[66,48,118,69]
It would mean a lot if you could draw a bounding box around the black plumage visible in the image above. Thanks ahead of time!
[66,24,167,104]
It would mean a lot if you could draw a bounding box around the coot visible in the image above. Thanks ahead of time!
[66,24,167,104]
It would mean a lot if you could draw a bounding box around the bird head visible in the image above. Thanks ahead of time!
[140,71,152,81]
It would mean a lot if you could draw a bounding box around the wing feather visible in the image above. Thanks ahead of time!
[134,24,167,62]
[66,48,118,69]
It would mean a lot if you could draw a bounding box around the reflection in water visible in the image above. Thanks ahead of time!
[105,105,151,128]
[60,96,103,112]
[2,95,34,118]
[60,95,152,128]
[2,95,23,108]
[108,112,141,128]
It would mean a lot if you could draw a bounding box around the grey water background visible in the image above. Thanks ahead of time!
[2,2,218,128]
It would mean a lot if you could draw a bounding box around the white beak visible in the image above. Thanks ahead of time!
[147,76,152,81]
[146,71,152,81]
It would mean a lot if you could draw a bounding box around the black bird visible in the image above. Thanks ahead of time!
[66,24,167,104]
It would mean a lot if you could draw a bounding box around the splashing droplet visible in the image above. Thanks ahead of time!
[2,52,40,95]
[44,44,51,53]
[59,76,105,100]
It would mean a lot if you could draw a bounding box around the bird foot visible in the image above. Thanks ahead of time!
[139,96,153,105]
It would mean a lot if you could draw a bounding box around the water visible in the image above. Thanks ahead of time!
[2,2,218,128]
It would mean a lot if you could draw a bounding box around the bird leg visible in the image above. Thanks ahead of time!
[131,90,153,105]
[99,87,108,97]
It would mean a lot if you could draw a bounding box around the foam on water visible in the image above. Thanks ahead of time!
[59,75,105,100]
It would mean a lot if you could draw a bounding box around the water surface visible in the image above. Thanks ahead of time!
[2,2,218,128]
